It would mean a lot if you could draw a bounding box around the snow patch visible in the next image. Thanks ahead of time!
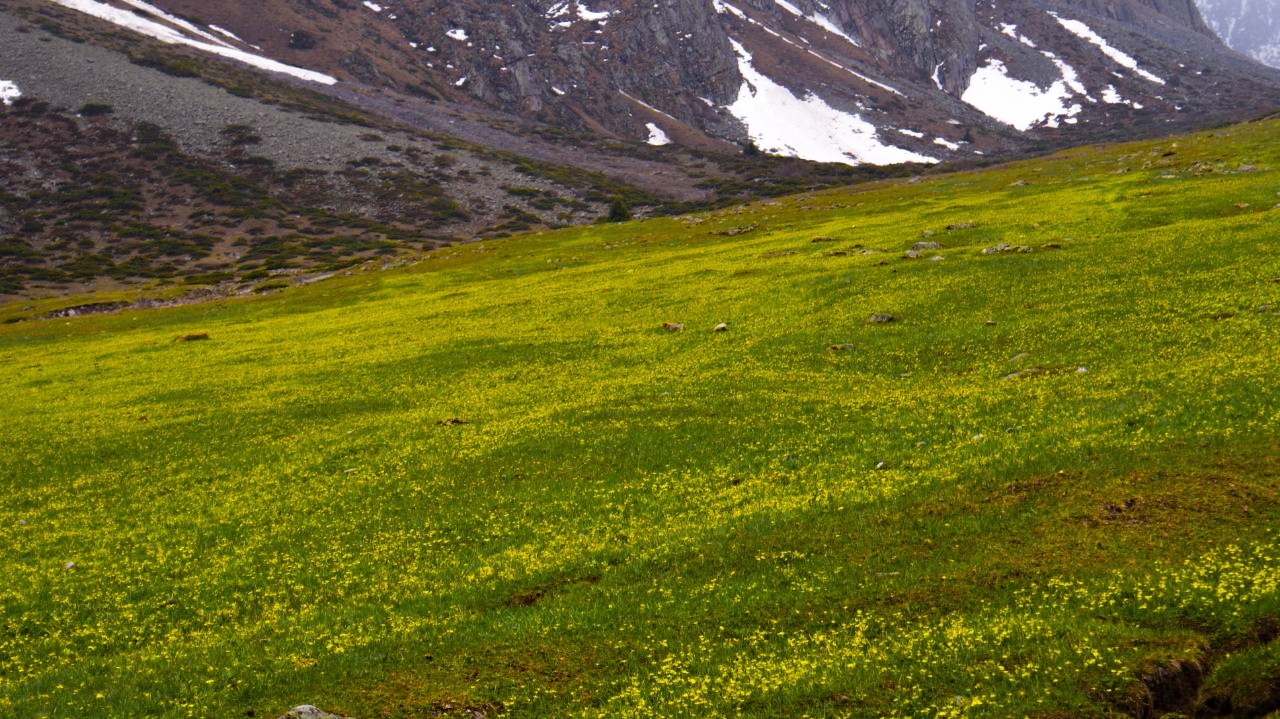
[773,0,860,46]
[645,122,672,146]
[724,40,935,166]
[48,0,336,85]
[998,23,1036,47]
[1100,84,1144,108]
[362,1,383,11]
[446,28,469,41]
[0,80,21,106]
[897,128,924,138]
[933,137,961,150]
[1050,13,1165,85]
[119,0,233,48]
[961,58,1081,131]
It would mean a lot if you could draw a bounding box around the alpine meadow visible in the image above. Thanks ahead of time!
[4,115,1280,718]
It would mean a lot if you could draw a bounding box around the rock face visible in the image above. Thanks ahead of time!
[17,0,1280,165]
[1194,0,1280,67]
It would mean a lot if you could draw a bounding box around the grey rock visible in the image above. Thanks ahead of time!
[277,706,351,719]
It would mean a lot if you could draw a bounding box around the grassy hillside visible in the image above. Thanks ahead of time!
[2,118,1280,719]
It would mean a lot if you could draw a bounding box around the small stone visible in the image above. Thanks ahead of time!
[17,519,28,526]
[929,255,945,261]
[713,323,728,332]
[911,241,941,251]
[973,434,985,441]
[662,322,684,332]
[1010,352,1030,362]
[1238,164,1257,172]
[828,343,856,351]
[278,707,351,719]
[875,461,888,470]
[903,250,921,259]
[946,222,977,230]
[916,440,928,448]
[436,418,468,426]
[1235,202,1251,209]
[984,320,996,326]
[866,313,895,324]
[64,562,76,570]
[1077,366,1088,373]
[177,332,210,342]
[920,230,935,238]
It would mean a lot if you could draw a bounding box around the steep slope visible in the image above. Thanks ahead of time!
[49,0,1279,164]
[2,2,922,300]
[1194,0,1280,67]
[3,117,1280,718]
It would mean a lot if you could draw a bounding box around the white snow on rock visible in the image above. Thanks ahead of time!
[446,28,469,41]
[897,128,924,138]
[0,80,21,106]
[716,0,901,96]
[645,122,672,146]
[1050,13,1165,84]
[773,0,860,46]
[575,2,615,22]
[934,137,961,150]
[208,24,258,50]
[998,23,1037,47]
[119,0,234,48]
[363,1,384,11]
[48,0,337,85]
[1101,84,1144,108]
[724,40,935,166]
[961,58,1081,131]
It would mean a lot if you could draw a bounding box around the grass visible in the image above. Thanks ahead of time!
[2,118,1280,718]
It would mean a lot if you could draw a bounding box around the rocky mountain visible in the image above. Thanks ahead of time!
[1194,0,1280,67]
[1,0,1278,299]
[11,0,1280,164]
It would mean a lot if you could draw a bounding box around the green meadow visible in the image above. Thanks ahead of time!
[3,118,1280,718]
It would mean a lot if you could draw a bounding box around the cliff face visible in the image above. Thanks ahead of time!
[1194,0,1280,67]
[24,0,1280,163]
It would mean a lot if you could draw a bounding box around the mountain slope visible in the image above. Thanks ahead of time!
[77,0,1280,162]
[12,0,1280,166]
[3,116,1280,718]
[1194,0,1280,67]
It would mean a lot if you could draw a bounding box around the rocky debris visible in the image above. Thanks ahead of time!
[276,707,350,719]
[177,332,211,342]
[912,241,942,251]
[981,244,1032,254]
[866,313,895,324]
[946,222,977,230]
[713,323,729,332]
[719,225,757,236]
[44,301,131,318]
[1103,498,1139,520]
[811,236,837,243]
[662,322,684,332]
